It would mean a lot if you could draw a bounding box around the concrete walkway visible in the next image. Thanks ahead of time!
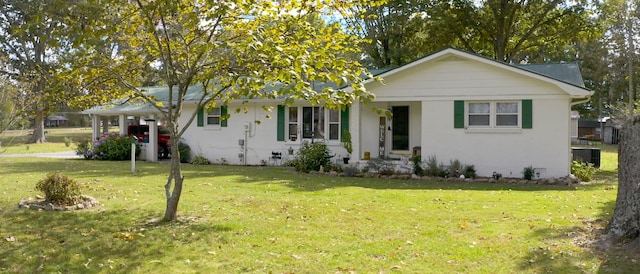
[0,151,82,159]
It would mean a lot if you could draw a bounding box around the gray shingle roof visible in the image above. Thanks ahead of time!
[515,63,586,88]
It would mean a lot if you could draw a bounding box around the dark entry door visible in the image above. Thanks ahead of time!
[392,106,409,151]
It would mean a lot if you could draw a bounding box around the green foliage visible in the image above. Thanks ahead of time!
[63,137,72,147]
[89,133,140,161]
[75,138,93,159]
[191,155,210,165]
[341,129,352,154]
[571,160,597,182]
[492,172,503,181]
[523,166,535,180]
[424,155,449,177]
[178,141,191,163]
[294,142,333,173]
[449,159,463,177]
[463,165,477,179]
[411,155,423,176]
[35,172,81,205]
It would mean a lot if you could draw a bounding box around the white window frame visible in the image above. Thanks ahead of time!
[205,107,222,127]
[286,106,342,142]
[466,101,520,128]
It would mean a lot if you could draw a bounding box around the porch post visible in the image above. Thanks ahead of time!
[118,114,127,136]
[146,115,158,162]
[351,101,361,160]
[101,117,109,134]
[91,115,101,140]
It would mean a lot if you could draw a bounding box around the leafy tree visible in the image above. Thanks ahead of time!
[77,0,375,221]
[599,0,640,250]
[0,77,21,134]
[0,0,79,143]
[343,0,431,68]
[425,0,597,63]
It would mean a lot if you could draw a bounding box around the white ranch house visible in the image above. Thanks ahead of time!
[84,48,592,178]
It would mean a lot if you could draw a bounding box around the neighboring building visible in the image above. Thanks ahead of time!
[45,115,68,127]
[578,118,601,141]
[83,48,592,178]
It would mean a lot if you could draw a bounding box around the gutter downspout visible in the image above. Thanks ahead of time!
[570,96,592,107]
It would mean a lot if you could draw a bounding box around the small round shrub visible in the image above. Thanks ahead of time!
[35,172,81,205]
[178,141,191,163]
[571,160,596,182]
[294,142,332,172]
[191,154,210,165]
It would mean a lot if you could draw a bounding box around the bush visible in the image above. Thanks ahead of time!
[191,155,210,165]
[449,159,463,177]
[463,165,477,179]
[411,155,423,176]
[571,160,597,182]
[75,138,93,159]
[294,142,332,172]
[424,155,443,177]
[523,166,535,180]
[178,141,191,163]
[64,137,72,147]
[35,173,81,205]
[84,133,140,160]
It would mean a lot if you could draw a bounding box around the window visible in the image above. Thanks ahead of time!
[288,107,298,141]
[467,101,520,128]
[206,107,221,126]
[496,102,518,126]
[328,109,340,140]
[284,106,343,141]
[468,103,490,126]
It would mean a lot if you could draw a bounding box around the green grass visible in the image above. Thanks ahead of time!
[0,156,635,273]
[0,127,94,154]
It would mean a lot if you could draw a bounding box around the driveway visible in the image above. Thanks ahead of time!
[0,151,82,159]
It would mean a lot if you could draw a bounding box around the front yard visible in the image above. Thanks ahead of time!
[0,154,635,273]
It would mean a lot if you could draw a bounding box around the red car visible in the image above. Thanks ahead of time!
[127,125,171,159]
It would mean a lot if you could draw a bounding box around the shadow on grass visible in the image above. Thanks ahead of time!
[518,199,640,273]
[0,158,610,193]
[0,206,235,273]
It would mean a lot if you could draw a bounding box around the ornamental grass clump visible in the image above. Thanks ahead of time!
[35,172,81,205]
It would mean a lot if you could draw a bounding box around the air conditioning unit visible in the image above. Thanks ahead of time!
[572,148,601,168]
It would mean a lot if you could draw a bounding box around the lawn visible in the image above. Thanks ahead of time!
[0,133,631,272]
[0,155,635,273]
[0,127,94,154]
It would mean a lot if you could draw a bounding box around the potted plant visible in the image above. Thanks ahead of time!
[342,129,353,164]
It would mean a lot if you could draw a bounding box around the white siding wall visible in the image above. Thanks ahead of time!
[360,57,574,178]
[179,103,347,165]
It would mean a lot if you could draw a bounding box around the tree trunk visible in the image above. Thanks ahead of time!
[163,135,183,221]
[604,115,640,246]
[29,112,46,144]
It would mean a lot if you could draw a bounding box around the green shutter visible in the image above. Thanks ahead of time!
[221,106,228,127]
[522,99,532,129]
[277,105,285,141]
[197,107,203,127]
[340,106,350,140]
[454,100,465,128]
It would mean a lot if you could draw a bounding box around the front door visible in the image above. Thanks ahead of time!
[392,106,409,152]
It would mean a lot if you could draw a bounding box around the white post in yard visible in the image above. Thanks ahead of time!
[131,142,136,174]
